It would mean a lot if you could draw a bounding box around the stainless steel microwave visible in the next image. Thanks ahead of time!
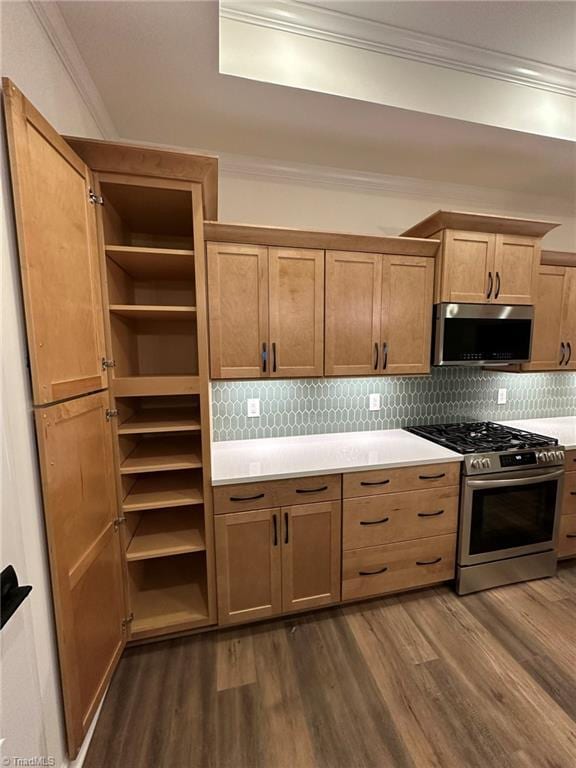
[433,303,533,366]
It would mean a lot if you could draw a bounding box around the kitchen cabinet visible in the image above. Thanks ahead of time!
[558,451,576,559]
[325,251,434,376]
[207,243,324,378]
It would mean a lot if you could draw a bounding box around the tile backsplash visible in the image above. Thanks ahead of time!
[211,369,576,441]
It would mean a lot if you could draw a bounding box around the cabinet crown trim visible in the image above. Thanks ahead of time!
[401,210,560,239]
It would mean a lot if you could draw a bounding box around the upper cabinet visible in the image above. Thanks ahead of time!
[206,223,438,380]
[402,211,559,306]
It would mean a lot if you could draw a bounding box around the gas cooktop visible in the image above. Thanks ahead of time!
[405,421,557,455]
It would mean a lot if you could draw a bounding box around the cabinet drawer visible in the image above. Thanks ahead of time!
[343,487,458,550]
[565,450,576,470]
[563,472,576,515]
[213,474,341,514]
[558,514,576,558]
[343,462,460,498]
[342,534,456,601]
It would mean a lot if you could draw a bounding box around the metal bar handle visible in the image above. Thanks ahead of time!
[373,342,379,370]
[486,271,493,298]
[262,342,267,373]
[419,473,446,480]
[467,469,565,489]
[360,479,390,487]
[494,271,501,299]
[229,493,265,502]
[360,517,390,526]
[416,557,442,566]
[359,566,388,576]
[284,511,289,544]
[566,533,576,539]
[559,342,565,365]
[272,342,277,373]
[417,510,444,517]
[566,342,572,365]
[382,342,388,370]
[272,513,278,546]
[296,486,328,494]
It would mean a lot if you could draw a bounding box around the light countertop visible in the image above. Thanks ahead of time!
[498,416,576,451]
[211,429,462,486]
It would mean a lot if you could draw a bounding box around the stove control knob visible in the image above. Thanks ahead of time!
[471,458,481,470]
[555,450,565,463]
[538,451,552,463]
[481,458,491,469]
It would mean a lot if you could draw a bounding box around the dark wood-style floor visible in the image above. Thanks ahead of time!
[85,562,576,768]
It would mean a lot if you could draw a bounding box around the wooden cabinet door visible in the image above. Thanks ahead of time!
[325,251,382,376]
[381,255,434,375]
[206,242,268,378]
[34,392,125,758]
[561,268,576,370]
[3,79,107,404]
[523,266,566,371]
[493,234,539,305]
[281,501,341,612]
[440,230,495,303]
[215,508,281,624]
[269,247,324,377]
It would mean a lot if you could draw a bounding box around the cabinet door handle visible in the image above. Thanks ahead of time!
[494,271,501,299]
[486,271,493,299]
[296,485,328,494]
[373,342,379,370]
[262,342,267,373]
[382,342,388,370]
[229,493,265,502]
[417,510,444,517]
[359,566,388,576]
[418,473,446,480]
[570,491,576,496]
[416,557,442,566]
[360,517,390,526]
[272,342,277,373]
[272,513,278,546]
[284,511,289,544]
[566,342,572,365]
[559,342,566,365]
[360,478,390,487]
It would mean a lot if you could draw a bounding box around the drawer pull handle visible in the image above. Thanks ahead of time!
[417,510,444,518]
[272,513,278,546]
[284,511,289,544]
[229,493,265,502]
[570,492,576,496]
[566,533,576,539]
[416,557,442,566]
[360,479,390,487]
[360,517,390,526]
[296,485,328,494]
[359,566,388,576]
[418,473,446,480]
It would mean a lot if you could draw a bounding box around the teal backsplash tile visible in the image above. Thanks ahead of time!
[211,369,576,441]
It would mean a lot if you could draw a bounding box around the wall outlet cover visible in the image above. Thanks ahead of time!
[369,393,381,411]
[247,398,260,417]
[497,388,507,405]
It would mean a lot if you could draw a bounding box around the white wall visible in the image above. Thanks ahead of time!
[1,3,102,766]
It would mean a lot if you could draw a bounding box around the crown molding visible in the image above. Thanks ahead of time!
[29,0,118,138]
[218,153,574,219]
[221,0,576,98]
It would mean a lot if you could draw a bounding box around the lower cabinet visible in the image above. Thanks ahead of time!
[215,501,341,625]
[558,452,576,559]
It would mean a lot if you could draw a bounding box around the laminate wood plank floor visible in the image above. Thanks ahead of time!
[85,562,576,768]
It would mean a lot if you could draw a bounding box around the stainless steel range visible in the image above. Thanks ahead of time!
[405,422,565,595]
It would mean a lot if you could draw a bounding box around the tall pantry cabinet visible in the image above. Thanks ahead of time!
[3,79,218,758]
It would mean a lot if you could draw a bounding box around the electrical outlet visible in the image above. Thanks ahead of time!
[369,393,381,411]
[497,388,507,405]
[247,398,260,417]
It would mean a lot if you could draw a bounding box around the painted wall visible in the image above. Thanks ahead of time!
[1,3,102,766]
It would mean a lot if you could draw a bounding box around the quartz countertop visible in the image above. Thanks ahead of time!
[211,429,462,486]
[497,416,576,451]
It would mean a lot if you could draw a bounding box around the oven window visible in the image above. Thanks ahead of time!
[469,480,557,555]
[443,318,532,362]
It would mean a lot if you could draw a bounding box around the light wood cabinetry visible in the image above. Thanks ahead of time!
[213,474,341,514]
[559,451,576,559]
[343,462,460,498]
[325,252,434,376]
[207,243,324,379]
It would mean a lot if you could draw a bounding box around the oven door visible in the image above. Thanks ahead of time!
[459,467,563,566]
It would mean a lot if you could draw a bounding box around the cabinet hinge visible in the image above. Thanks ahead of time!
[106,408,119,421]
[113,516,126,532]
[102,357,116,370]
[88,188,104,205]
[121,612,134,631]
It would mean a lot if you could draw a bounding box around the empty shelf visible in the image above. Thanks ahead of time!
[120,436,202,474]
[106,245,195,280]
[126,508,205,561]
[122,472,203,512]
[110,305,197,319]
[113,376,201,397]
[118,407,201,435]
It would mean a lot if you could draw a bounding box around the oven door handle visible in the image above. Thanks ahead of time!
[466,469,564,489]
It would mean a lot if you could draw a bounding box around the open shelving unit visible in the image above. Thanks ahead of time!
[96,171,215,639]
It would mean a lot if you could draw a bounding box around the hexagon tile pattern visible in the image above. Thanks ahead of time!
[211,370,576,442]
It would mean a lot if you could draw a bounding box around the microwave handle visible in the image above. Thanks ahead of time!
[467,469,564,490]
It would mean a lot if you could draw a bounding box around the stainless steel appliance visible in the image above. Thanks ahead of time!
[405,422,564,594]
[433,304,533,366]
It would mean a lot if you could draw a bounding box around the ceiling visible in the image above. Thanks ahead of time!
[56,0,575,204]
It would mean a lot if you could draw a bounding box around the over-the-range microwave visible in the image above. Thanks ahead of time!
[433,303,534,366]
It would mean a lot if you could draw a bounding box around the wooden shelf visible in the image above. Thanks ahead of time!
[126,508,205,561]
[113,376,201,397]
[120,436,202,474]
[122,472,203,512]
[106,245,195,280]
[118,407,201,435]
[110,305,197,319]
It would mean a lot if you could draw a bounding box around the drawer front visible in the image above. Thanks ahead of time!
[343,462,460,498]
[342,534,456,601]
[565,450,576,471]
[343,487,458,550]
[558,514,576,558]
[563,472,576,515]
[213,474,341,514]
